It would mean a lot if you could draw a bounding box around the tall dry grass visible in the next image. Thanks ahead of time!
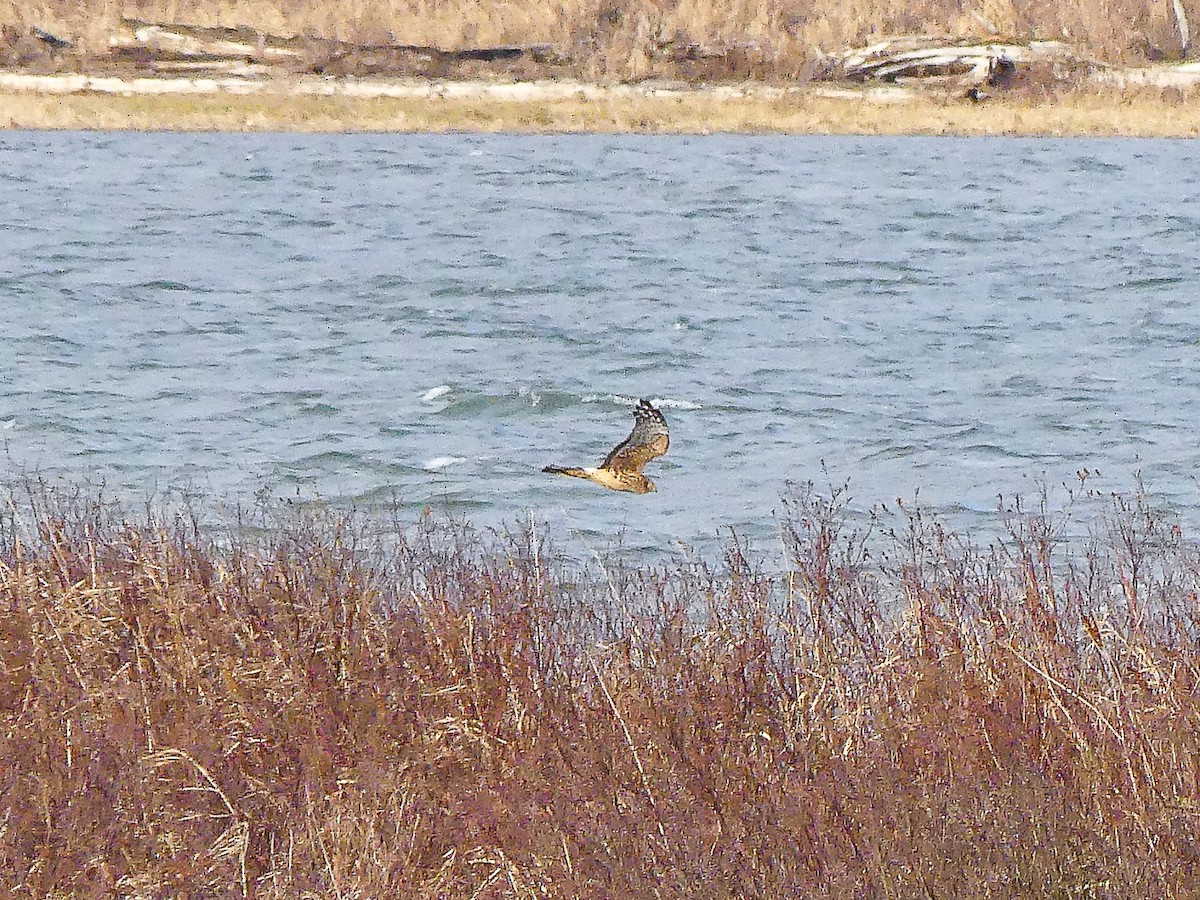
[2,0,1196,79]
[3,478,1200,896]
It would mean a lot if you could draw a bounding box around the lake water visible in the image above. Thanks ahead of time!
[2,131,1199,557]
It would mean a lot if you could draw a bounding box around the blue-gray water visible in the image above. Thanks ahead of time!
[2,132,1199,555]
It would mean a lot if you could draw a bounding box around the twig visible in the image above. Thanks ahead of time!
[145,748,250,897]
[589,655,667,846]
[1006,643,1124,743]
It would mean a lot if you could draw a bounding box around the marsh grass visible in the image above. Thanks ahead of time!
[3,0,1196,81]
[3,477,1200,896]
[3,80,1199,134]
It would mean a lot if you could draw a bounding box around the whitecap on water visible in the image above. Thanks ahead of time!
[588,394,702,410]
[423,456,467,471]
[651,397,703,410]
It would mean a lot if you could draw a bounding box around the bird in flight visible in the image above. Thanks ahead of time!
[543,399,669,494]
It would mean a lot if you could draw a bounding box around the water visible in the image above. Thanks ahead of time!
[2,132,1199,556]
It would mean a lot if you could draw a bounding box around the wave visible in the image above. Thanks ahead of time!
[423,456,468,471]
[583,394,702,410]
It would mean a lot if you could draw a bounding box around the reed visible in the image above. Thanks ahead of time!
[3,0,1195,80]
[2,476,1199,896]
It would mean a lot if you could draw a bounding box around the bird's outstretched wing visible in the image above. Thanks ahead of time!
[600,399,669,475]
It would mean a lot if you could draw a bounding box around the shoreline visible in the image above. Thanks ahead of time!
[3,70,1200,136]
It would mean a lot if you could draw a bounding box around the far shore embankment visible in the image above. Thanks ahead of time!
[5,12,1200,135]
[4,69,1200,136]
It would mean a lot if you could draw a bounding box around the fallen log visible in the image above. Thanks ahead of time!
[109,19,310,63]
[108,18,563,76]
[837,35,1079,84]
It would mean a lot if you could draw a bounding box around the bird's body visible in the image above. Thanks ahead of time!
[542,464,657,494]
[543,399,669,494]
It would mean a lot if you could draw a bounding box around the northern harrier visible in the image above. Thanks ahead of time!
[543,399,669,494]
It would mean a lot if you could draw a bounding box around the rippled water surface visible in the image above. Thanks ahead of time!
[2,132,1199,554]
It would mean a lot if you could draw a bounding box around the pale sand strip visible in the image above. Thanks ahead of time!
[0,70,923,104]
[1094,61,1200,87]
[3,63,1199,104]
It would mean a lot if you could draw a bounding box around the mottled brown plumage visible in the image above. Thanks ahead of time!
[543,399,670,494]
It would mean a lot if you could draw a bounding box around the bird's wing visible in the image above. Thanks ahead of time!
[600,399,669,474]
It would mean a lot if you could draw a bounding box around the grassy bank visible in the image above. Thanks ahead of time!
[3,482,1200,896]
[4,79,1200,135]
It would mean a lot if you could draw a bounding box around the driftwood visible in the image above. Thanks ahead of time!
[109,20,308,63]
[108,18,561,75]
[837,35,1081,84]
[1169,0,1191,54]
[105,18,755,79]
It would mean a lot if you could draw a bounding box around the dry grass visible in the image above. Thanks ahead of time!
[3,0,1197,80]
[3,79,1199,135]
[3,477,1200,896]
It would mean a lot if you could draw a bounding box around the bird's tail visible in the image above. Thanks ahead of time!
[543,465,588,479]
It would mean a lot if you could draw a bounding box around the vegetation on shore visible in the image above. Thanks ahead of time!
[2,2,1197,134]
[3,479,1200,896]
